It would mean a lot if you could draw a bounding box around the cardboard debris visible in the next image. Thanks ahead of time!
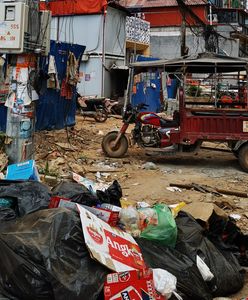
[82,206,119,227]
[72,172,109,194]
[104,269,165,300]
[55,142,77,151]
[0,152,8,171]
[49,198,119,227]
[183,202,227,223]
[77,204,146,272]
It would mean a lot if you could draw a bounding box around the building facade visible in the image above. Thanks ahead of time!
[41,0,150,98]
[121,0,248,58]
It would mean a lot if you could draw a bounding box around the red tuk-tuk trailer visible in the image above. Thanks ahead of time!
[103,53,248,172]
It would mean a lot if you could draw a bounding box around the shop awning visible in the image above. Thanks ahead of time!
[40,0,107,16]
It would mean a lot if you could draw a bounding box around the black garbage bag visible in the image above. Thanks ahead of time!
[0,207,16,222]
[96,180,122,207]
[176,211,245,297]
[0,208,109,300]
[52,181,99,206]
[136,238,212,300]
[207,213,248,267]
[0,180,51,217]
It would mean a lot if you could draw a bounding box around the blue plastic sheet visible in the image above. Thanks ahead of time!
[131,55,161,113]
[36,41,85,130]
[0,41,85,132]
[0,105,7,132]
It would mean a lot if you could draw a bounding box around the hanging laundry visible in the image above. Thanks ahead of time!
[166,75,172,86]
[66,52,79,86]
[47,55,60,90]
[60,79,73,100]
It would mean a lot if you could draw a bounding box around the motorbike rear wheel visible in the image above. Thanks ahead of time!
[238,143,248,172]
[102,132,128,158]
[94,109,108,122]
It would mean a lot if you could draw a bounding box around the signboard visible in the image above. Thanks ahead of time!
[243,120,248,132]
[0,3,28,53]
[77,204,146,272]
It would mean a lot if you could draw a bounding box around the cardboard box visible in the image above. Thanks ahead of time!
[101,203,122,212]
[48,196,71,208]
[49,198,119,227]
[83,206,119,227]
[6,160,40,181]
[104,269,166,300]
[77,204,146,272]
[183,202,227,223]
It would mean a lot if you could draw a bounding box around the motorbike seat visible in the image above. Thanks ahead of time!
[160,118,178,128]
[85,98,105,107]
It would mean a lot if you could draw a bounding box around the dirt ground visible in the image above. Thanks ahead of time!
[35,115,248,299]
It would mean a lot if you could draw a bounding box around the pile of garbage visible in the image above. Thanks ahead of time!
[0,160,247,300]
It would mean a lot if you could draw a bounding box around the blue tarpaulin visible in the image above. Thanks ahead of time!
[0,41,85,132]
[0,105,7,132]
[36,41,85,130]
[131,55,162,113]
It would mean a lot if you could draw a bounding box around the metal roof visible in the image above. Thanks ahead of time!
[119,0,207,8]
[130,52,248,73]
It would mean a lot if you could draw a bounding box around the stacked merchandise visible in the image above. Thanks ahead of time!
[126,16,150,45]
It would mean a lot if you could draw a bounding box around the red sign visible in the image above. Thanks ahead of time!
[87,226,104,245]
[104,229,146,270]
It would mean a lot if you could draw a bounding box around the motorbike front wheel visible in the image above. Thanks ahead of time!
[102,132,128,158]
[94,109,108,122]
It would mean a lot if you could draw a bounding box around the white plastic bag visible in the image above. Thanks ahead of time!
[119,206,140,236]
[153,268,183,300]
[196,255,214,282]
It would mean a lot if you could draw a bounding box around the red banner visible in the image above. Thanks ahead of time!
[40,0,107,16]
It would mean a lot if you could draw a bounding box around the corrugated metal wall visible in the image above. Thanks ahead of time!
[50,7,127,98]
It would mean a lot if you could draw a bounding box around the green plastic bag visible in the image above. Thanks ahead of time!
[0,198,14,208]
[140,203,177,247]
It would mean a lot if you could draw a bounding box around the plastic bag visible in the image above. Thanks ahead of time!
[137,238,212,300]
[207,212,248,267]
[0,180,51,217]
[176,211,244,296]
[96,180,122,207]
[119,206,140,236]
[0,198,14,208]
[196,255,214,282]
[0,207,16,222]
[52,180,122,208]
[52,181,99,206]
[138,207,158,231]
[140,203,177,247]
[153,268,182,299]
[0,208,109,300]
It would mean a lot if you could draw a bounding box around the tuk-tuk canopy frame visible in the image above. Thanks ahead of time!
[129,52,248,74]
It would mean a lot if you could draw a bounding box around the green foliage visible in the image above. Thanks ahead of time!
[187,85,202,97]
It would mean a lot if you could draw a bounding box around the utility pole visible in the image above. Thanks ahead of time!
[176,0,219,53]
[180,11,187,56]
[0,0,51,164]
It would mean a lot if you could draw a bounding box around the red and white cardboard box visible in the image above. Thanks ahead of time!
[48,196,70,208]
[104,269,166,300]
[49,197,119,227]
[77,204,147,272]
[83,206,119,227]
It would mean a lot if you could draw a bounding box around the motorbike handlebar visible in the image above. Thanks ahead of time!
[124,103,149,118]
[136,103,149,110]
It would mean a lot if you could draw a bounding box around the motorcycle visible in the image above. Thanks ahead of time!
[77,95,108,122]
[101,103,180,158]
[104,98,120,115]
